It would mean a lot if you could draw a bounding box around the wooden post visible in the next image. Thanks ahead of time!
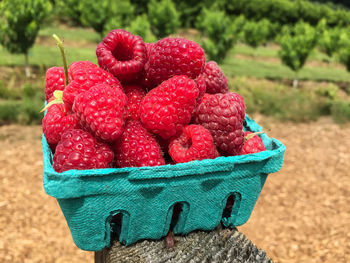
[94,227,273,263]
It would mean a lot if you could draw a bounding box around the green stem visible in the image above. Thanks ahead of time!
[52,34,68,86]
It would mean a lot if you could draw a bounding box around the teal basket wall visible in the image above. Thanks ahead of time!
[42,115,285,251]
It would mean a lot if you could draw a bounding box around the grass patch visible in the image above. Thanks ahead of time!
[230,77,335,122]
[233,43,336,63]
[0,45,97,67]
[222,58,350,83]
[39,25,100,43]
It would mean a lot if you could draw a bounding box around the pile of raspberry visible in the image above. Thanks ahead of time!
[43,29,266,173]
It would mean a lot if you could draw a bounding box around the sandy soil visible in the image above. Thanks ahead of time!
[0,117,349,263]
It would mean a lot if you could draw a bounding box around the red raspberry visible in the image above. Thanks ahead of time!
[96,29,147,82]
[240,132,266,155]
[53,129,114,173]
[140,75,199,139]
[113,120,165,167]
[42,103,79,147]
[192,93,245,156]
[169,125,219,163]
[194,74,207,104]
[197,61,228,94]
[63,61,123,110]
[73,83,127,143]
[124,84,146,120]
[45,67,65,101]
[144,38,205,88]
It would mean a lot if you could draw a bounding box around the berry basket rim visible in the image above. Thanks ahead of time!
[42,114,286,198]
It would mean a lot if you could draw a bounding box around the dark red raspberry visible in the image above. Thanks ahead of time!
[124,84,146,120]
[144,38,205,88]
[140,75,199,139]
[73,83,127,143]
[45,67,65,101]
[240,132,266,155]
[96,29,147,82]
[42,103,79,147]
[63,61,123,110]
[169,125,219,163]
[113,120,165,167]
[192,93,245,156]
[194,74,207,104]
[53,129,114,173]
[197,61,228,94]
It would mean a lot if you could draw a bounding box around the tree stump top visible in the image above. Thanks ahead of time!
[95,227,273,263]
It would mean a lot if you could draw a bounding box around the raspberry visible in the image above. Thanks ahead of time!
[192,93,245,156]
[63,61,123,110]
[113,120,165,167]
[45,67,65,101]
[197,61,228,94]
[194,74,207,104]
[144,38,205,88]
[124,84,146,120]
[42,103,79,147]
[240,132,266,155]
[140,75,199,139]
[96,29,147,82]
[73,83,127,143]
[53,129,114,173]
[169,125,219,163]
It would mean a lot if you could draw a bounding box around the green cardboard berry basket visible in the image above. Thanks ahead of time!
[42,114,285,251]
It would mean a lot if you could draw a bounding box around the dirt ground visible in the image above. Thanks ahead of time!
[0,116,349,263]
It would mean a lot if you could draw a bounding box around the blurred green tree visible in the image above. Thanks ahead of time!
[126,14,156,43]
[317,19,344,59]
[242,19,272,48]
[147,0,180,38]
[0,0,52,77]
[56,0,83,26]
[337,32,350,72]
[277,22,317,87]
[80,0,134,37]
[196,8,235,63]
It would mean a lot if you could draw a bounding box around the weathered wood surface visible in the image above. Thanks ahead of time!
[95,227,273,263]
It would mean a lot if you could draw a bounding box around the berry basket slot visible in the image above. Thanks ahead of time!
[42,114,285,251]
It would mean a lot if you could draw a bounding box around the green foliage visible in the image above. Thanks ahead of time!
[278,22,317,73]
[230,77,330,122]
[231,15,247,42]
[147,0,180,38]
[196,8,235,63]
[330,100,350,123]
[242,19,272,48]
[0,100,21,124]
[317,20,344,57]
[125,15,156,43]
[224,0,350,27]
[337,31,350,72]
[0,0,52,55]
[316,84,339,100]
[56,0,82,25]
[0,82,22,100]
[80,0,134,36]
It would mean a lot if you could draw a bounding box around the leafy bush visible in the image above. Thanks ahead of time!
[56,0,82,25]
[224,0,350,27]
[125,14,156,43]
[242,19,272,48]
[316,84,339,100]
[18,91,44,125]
[0,82,22,100]
[337,31,350,72]
[0,101,21,124]
[147,0,180,38]
[80,0,134,36]
[331,100,350,123]
[0,0,52,77]
[196,8,235,63]
[277,22,317,87]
